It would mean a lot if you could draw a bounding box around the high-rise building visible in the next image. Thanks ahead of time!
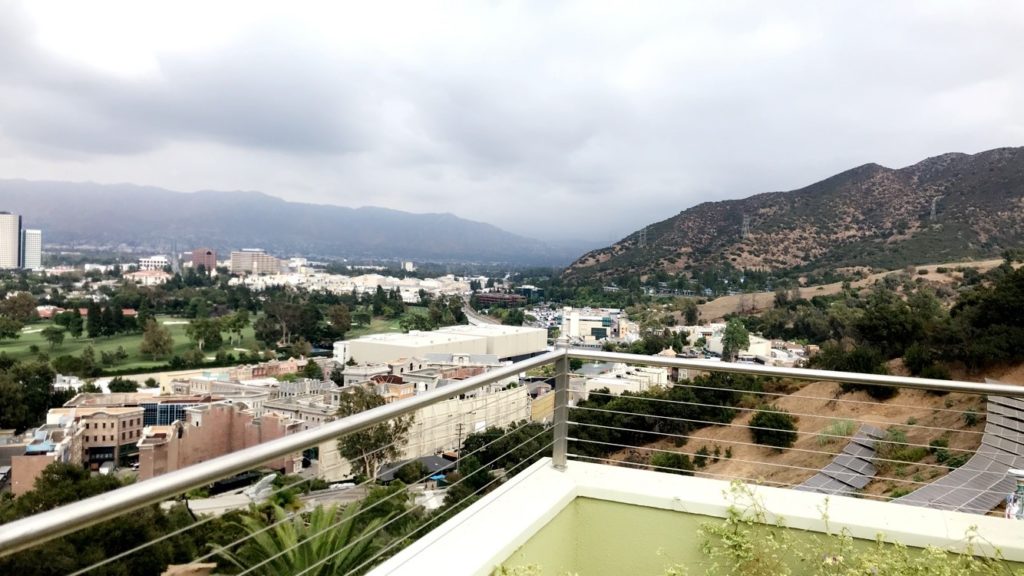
[21,229,41,270]
[191,247,217,272]
[0,212,21,269]
[230,249,284,275]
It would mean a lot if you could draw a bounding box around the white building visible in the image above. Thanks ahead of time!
[343,325,547,365]
[583,363,669,398]
[137,255,170,271]
[21,229,41,270]
[0,212,21,269]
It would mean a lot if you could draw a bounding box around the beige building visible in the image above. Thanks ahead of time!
[230,249,285,275]
[0,212,21,269]
[49,407,145,468]
[402,386,531,459]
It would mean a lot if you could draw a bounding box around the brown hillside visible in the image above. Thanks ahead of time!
[567,147,1024,280]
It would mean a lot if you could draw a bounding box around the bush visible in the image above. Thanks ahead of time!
[964,410,980,427]
[816,419,856,446]
[749,406,798,449]
[876,427,928,468]
[650,451,694,476]
[919,363,951,381]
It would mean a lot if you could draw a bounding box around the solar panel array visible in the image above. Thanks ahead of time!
[893,392,1024,514]
[795,425,884,495]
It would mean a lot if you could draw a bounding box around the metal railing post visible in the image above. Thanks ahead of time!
[552,337,570,470]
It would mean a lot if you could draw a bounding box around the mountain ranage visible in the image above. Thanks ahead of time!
[567,147,1024,279]
[0,181,575,265]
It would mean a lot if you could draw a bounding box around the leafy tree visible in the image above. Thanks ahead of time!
[0,292,38,323]
[108,377,139,393]
[327,304,351,339]
[144,377,159,388]
[67,309,84,339]
[140,319,174,360]
[303,359,324,380]
[85,301,103,338]
[224,308,250,346]
[41,326,65,349]
[336,387,413,480]
[681,298,699,325]
[0,316,23,341]
[721,318,750,361]
[750,406,798,450]
[185,317,223,352]
[394,460,429,484]
[219,503,386,576]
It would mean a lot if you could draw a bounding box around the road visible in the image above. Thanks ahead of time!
[462,297,499,326]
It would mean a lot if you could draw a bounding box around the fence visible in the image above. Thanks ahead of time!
[1,345,1021,574]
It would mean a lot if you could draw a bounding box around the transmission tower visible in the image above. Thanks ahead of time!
[742,214,751,238]
[638,227,647,249]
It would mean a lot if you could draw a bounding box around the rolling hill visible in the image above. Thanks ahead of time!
[566,147,1024,279]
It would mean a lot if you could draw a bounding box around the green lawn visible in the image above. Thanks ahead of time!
[345,306,428,339]
[0,316,258,371]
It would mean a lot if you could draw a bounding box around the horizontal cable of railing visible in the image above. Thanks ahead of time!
[567,349,1024,396]
[567,437,1010,506]
[225,397,550,576]
[70,383,537,576]
[0,349,562,558]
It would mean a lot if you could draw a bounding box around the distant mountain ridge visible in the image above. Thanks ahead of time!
[566,147,1024,279]
[0,180,577,264]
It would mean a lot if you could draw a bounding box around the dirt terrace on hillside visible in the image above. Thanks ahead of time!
[604,378,1014,504]
[695,258,1005,321]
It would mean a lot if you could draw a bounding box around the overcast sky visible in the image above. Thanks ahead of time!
[1,1,1023,244]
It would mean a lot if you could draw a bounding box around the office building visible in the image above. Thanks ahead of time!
[230,249,285,275]
[138,255,170,271]
[0,212,21,269]
[21,229,41,270]
[191,247,217,271]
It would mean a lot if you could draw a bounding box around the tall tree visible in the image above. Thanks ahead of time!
[140,319,174,360]
[327,304,351,339]
[185,317,223,352]
[0,316,23,341]
[336,387,413,480]
[721,318,750,362]
[0,292,38,323]
[86,301,103,338]
[68,308,84,339]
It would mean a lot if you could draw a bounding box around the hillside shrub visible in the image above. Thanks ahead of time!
[650,451,694,476]
[749,406,798,450]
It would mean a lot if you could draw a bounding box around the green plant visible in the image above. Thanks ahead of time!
[816,419,856,447]
[699,482,1014,576]
[906,417,917,426]
[875,428,928,470]
[964,410,980,427]
[650,451,694,476]
[750,406,798,450]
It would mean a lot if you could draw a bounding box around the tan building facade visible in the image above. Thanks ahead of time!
[137,403,303,480]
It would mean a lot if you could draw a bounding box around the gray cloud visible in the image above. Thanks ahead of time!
[1,1,1023,243]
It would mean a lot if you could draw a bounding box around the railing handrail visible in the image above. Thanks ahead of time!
[567,349,1024,396]
[2,345,1020,559]
[0,350,562,557]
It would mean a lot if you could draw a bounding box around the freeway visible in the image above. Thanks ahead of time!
[462,297,499,326]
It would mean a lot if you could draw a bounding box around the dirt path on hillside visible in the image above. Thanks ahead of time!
[696,259,1005,321]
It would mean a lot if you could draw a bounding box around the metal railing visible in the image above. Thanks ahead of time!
[1,343,1022,573]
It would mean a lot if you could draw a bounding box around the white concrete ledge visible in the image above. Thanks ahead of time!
[369,459,1024,576]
